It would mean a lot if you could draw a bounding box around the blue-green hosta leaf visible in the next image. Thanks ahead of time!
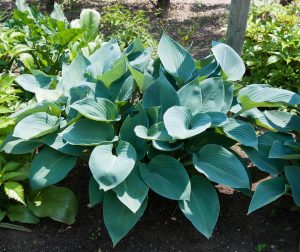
[264,110,300,133]
[198,78,225,112]
[164,106,211,140]
[142,73,180,118]
[248,177,287,214]
[7,205,39,224]
[109,74,135,102]
[211,43,245,81]
[59,118,115,146]
[70,98,120,122]
[258,131,293,147]
[57,52,90,94]
[104,190,147,247]
[269,140,300,159]
[30,147,77,189]
[128,48,152,71]
[120,105,148,160]
[152,140,184,152]
[185,130,237,153]
[134,122,172,141]
[158,33,195,85]
[237,84,300,112]
[221,81,234,113]
[79,9,101,42]
[179,176,220,238]
[0,134,41,154]
[113,164,149,213]
[89,141,137,191]
[139,155,191,200]
[128,65,155,92]
[14,72,53,93]
[177,79,203,115]
[284,140,300,151]
[12,112,62,140]
[193,144,250,189]
[35,89,64,104]
[9,101,62,122]
[98,56,128,88]
[285,166,300,206]
[243,144,287,176]
[86,39,121,78]
[4,181,26,205]
[40,133,84,156]
[223,118,258,149]
[206,112,228,127]
[28,186,78,225]
[89,176,105,207]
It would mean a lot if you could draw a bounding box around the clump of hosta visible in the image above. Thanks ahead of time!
[1,33,300,246]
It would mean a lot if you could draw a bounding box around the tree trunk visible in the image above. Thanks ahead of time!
[157,0,170,17]
[280,0,292,6]
[226,0,251,55]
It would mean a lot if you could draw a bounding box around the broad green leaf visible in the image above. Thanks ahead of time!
[258,132,293,147]
[185,130,237,153]
[2,161,23,173]
[80,9,101,42]
[237,84,300,112]
[164,106,211,140]
[4,181,26,205]
[243,144,286,176]
[198,78,225,112]
[285,166,300,206]
[86,39,121,78]
[158,33,195,85]
[211,42,245,81]
[139,155,191,200]
[89,141,137,191]
[30,147,77,189]
[177,79,203,115]
[223,118,258,149]
[104,190,147,247]
[0,134,41,154]
[269,140,300,159]
[193,144,250,188]
[109,74,135,102]
[142,73,180,119]
[248,177,287,214]
[119,105,148,160]
[12,112,62,140]
[152,140,184,152]
[113,164,149,213]
[134,122,172,141]
[70,98,120,122]
[53,28,84,46]
[59,118,115,146]
[7,205,39,224]
[28,186,78,225]
[57,52,90,94]
[40,133,84,156]
[15,73,53,93]
[89,176,105,207]
[19,52,34,70]
[179,176,220,238]
[264,110,300,133]
[221,81,234,113]
[207,112,228,127]
[128,65,155,92]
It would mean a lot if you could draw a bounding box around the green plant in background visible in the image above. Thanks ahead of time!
[2,30,300,246]
[101,3,157,50]
[243,0,300,92]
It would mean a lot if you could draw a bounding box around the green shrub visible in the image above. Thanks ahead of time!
[2,31,300,245]
[100,3,157,49]
[243,0,300,92]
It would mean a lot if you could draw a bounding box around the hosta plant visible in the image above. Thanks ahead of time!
[1,33,300,245]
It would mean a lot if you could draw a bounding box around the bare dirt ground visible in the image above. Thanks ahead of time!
[0,1,299,251]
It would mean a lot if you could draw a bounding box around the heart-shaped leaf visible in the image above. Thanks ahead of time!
[164,106,211,140]
[139,155,191,200]
[89,141,137,191]
[179,176,220,238]
[193,144,250,189]
[134,122,172,141]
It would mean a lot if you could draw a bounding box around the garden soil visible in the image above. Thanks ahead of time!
[0,0,299,251]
